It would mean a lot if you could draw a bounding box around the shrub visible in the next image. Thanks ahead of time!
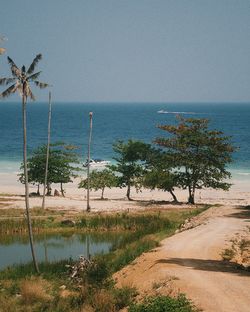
[84,257,110,285]
[221,248,235,261]
[20,278,52,304]
[89,289,116,312]
[129,294,198,312]
[113,286,137,310]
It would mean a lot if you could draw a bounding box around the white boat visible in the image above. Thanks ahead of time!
[83,159,110,168]
[157,109,168,114]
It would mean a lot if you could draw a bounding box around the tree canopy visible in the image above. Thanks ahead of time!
[79,169,117,199]
[19,143,80,196]
[109,140,151,200]
[155,116,235,204]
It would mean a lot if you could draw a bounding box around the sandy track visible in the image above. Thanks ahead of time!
[114,205,250,312]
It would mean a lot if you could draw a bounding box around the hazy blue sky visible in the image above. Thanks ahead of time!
[0,0,250,103]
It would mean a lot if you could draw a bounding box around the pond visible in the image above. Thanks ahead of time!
[0,232,122,270]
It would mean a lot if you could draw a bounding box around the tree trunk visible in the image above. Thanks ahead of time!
[37,184,40,196]
[22,93,39,273]
[126,183,131,200]
[101,187,105,200]
[169,188,178,203]
[188,186,195,204]
[46,183,51,195]
[42,91,52,209]
[60,182,65,197]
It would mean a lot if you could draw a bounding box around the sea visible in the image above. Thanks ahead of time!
[0,102,250,182]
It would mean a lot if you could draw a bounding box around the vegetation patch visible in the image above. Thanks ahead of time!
[128,294,200,312]
[0,207,206,311]
[221,222,250,270]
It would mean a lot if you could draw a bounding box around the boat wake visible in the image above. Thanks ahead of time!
[157,110,197,114]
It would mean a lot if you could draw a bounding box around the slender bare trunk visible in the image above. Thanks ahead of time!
[42,91,52,209]
[22,92,39,273]
[86,112,93,212]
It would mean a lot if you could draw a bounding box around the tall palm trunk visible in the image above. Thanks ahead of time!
[42,92,52,209]
[22,91,39,273]
[86,112,93,212]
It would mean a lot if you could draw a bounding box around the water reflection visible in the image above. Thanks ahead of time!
[0,232,122,270]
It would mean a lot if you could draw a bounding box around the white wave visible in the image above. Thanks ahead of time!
[235,172,250,176]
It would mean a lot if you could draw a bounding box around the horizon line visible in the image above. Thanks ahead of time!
[1,101,250,105]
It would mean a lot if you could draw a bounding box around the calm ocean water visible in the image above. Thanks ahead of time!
[0,102,250,180]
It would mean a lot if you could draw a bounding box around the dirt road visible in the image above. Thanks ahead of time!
[114,205,250,312]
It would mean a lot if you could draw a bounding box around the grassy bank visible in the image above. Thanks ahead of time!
[0,205,208,234]
[0,206,207,311]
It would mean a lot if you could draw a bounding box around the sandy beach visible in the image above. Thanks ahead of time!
[0,171,249,212]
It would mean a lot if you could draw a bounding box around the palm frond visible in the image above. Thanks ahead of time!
[26,85,36,101]
[7,57,21,78]
[17,84,23,97]
[27,54,42,75]
[27,71,41,81]
[34,81,49,89]
[0,77,16,86]
[7,56,17,67]
[0,83,18,98]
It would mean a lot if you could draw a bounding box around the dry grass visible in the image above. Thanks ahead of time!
[0,295,18,312]
[20,277,52,304]
[80,304,95,312]
[90,289,116,312]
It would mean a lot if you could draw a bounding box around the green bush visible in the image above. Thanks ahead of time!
[128,294,198,312]
[113,286,137,310]
[84,256,110,285]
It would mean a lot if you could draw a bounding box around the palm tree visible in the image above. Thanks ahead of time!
[0,54,49,272]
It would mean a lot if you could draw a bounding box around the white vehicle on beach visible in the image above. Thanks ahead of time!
[83,159,110,168]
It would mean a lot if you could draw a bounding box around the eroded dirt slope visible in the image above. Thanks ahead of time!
[114,205,250,312]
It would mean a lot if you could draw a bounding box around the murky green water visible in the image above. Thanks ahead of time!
[0,232,122,270]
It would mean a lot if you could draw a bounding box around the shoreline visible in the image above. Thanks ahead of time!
[1,171,250,212]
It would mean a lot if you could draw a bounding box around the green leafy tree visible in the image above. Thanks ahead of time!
[109,140,151,200]
[142,148,179,202]
[19,143,80,197]
[0,54,49,273]
[155,117,235,204]
[79,169,117,199]
[143,170,179,203]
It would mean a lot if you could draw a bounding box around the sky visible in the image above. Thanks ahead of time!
[0,0,250,103]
